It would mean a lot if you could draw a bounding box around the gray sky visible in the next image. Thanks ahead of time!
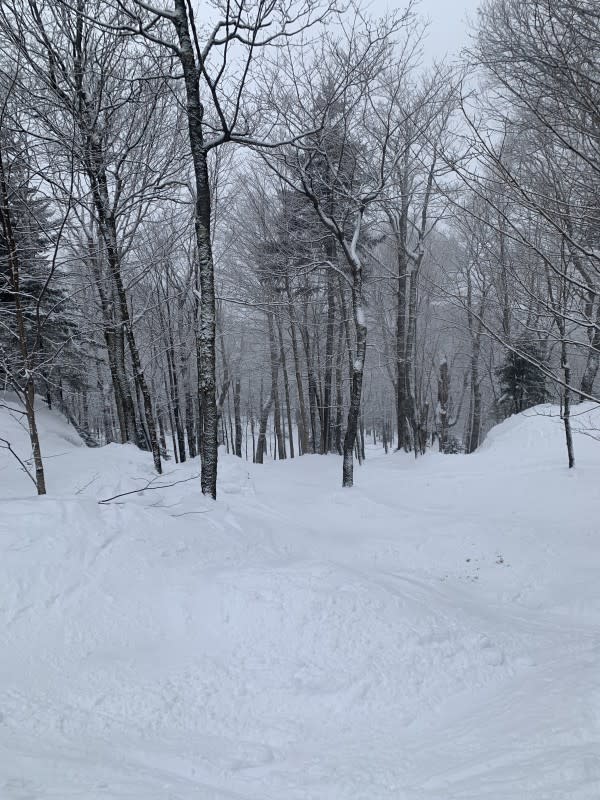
[373,0,481,62]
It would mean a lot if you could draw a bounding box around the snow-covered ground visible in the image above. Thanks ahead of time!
[1,397,599,799]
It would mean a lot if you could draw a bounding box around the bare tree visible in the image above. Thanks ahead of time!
[263,8,421,485]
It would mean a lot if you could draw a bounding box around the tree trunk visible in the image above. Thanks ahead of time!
[342,279,367,488]
[186,389,197,459]
[164,374,179,463]
[255,377,272,464]
[174,0,218,497]
[87,236,137,445]
[562,338,575,468]
[466,352,482,454]
[267,314,285,460]
[437,359,449,453]
[300,315,320,453]
[157,407,169,459]
[277,318,295,458]
[86,131,160,470]
[233,377,243,457]
[285,275,309,454]
[580,300,600,399]
[166,340,186,463]
[216,337,231,445]
[402,262,419,453]
[97,367,114,445]
[24,380,46,495]
[333,318,345,455]
[321,257,336,453]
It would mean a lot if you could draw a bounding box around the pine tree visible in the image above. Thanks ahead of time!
[0,138,80,405]
[496,338,549,417]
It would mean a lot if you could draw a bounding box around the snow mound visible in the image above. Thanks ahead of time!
[478,401,600,464]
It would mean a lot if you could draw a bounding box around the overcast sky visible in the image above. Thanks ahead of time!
[372,0,482,62]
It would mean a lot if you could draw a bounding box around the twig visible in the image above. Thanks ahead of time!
[98,473,200,504]
[0,437,37,487]
[170,510,212,517]
[0,402,25,415]
[75,472,100,495]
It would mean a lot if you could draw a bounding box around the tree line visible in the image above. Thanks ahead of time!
[1,0,598,496]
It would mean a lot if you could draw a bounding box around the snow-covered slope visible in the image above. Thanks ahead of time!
[1,397,599,799]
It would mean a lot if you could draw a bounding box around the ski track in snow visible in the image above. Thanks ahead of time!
[1,397,599,799]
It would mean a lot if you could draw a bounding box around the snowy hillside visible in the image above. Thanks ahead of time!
[1,397,600,799]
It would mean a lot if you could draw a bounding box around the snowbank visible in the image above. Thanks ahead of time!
[478,401,600,464]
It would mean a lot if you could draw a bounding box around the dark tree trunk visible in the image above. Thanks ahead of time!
[334,317,345,455]
[186,389,197,459]
[164,374,179,463]
[284,276,309,455]
[233,377,243,457]
[395,201,410,452]
[277,318,295,458]
[157,407,169,459]
[133,377,150,450]
[466,353,482,455]
[437,359,449,453]
[342,280,367,488]
[216,338,231,445]
[563,347,575,469]
[173,0,218,497]
[97,366,114,445]
[300,315,321,453]
[255,377,272,464]
[321,257,336,453]
[166,341,186,463]
[24,380,46,494]
[402,263,419,453]
[87,237,136,445]
[268,314,286,460]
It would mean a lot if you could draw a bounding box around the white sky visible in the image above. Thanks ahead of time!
[371,0,482,62]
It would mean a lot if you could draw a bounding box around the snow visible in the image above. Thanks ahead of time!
[1,396,600,799]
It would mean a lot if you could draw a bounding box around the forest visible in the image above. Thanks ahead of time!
[2,0,598,496]
[2,1,600,797]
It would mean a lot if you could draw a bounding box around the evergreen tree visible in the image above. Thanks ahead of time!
[496,338,549,416]
[0,138,79,403]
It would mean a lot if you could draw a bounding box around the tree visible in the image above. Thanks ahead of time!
[0,0,181,473]
[383,68,457,454]
[0,139,77,403]
[0,123,48,492]
[496,338,549,416]
[264,8,420,486]
[95,0,338,497]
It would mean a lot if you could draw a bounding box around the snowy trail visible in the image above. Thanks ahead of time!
[1,400,599,798]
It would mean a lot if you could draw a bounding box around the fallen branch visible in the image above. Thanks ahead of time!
[98,473,200,504]
[0,402,26,415]
[0,437,37,487]
[171,509,212,517]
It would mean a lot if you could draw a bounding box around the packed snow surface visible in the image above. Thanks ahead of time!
[1,398,600,799]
